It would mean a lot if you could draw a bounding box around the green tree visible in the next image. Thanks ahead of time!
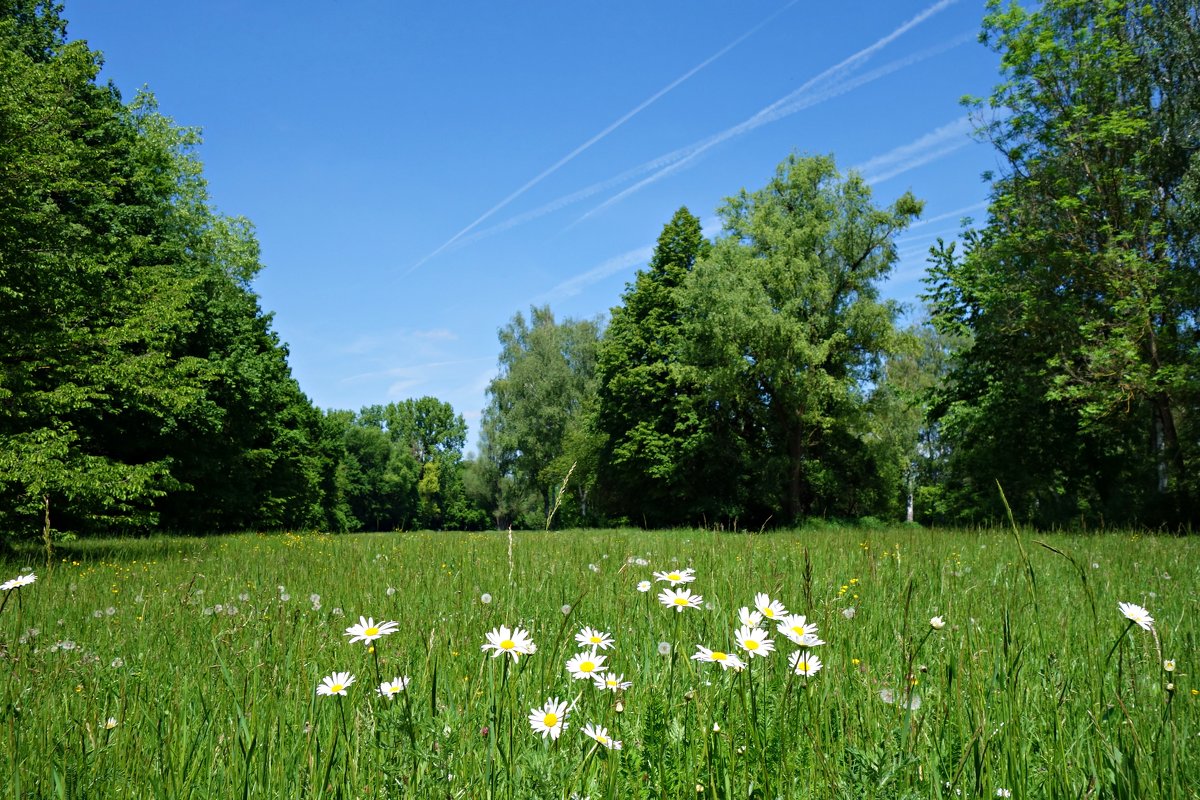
[479,307,601,527]
[594,207,716,526]
[681,153,922,522]
[925,0,1200,525]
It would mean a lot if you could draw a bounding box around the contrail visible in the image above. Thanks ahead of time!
[404,0,802,276]
[855,114,974,183]
[572,0,964,225]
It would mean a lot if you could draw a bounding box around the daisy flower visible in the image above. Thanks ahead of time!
[789,650,822,677]
[581,722,622,750]
[929,616,946,630]
[692,645,745,671]
[528,697,569,739]
[1164,659,1175,672]
[734,625,774,658]
[316,671,355,697]
[482,625,536,661]
[592,671,632,691]
[566,650,607,680]
[777,614,818,645]
[658,587,703,612]
[1,573,36,591]
[653,567,696,586]
[378,676,410,698]
[1118,601,1154,631]
[738,607,764,628]
[754,592,787,620]
[636,580,652,593]
[797,633,826,647]
[575,626,615,650]
[344,616,400,645]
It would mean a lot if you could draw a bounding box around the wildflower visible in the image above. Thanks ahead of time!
[310,593,321,605]
[996,790,1011,798]
[1164,659,1175,672]
[789,650,823,677]
[528,697,568,739]
[754,592,787,620]
[575,627,615,650]
[561,604,572,616]
[280,593,291,602]
[566,650,607,680]
[345,616,400,645]
[480,593,492,604]
[734,625,774,658]
[93,610,103,619]
[316,671,355,697]
[104,717,118,730]
[930,616,946,630]
[481,625,536,661]
[653,567,696,586]
[1118,602,1154,631]
[692,645,746,671]
[238,593,250,602]
[593,671,632,692]
[582,722,622,749]
[738,607,764,628]
[0,573,36,591]
[842,607,856,619]
[378,676,410,698]
[777,614,818,645]
[657,641,672,656]
[588,563,600,573]
[636,580,652,593]
[110,658,124,669]
[658,587,703,612]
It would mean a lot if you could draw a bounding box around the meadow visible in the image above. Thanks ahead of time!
[0,525,1195,799]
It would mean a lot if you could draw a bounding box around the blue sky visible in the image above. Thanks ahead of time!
[68,0,1001,452]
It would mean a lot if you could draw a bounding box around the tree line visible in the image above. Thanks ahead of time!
[2,0,1197,541]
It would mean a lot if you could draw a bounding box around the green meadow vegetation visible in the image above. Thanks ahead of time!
[2,526,1195,798]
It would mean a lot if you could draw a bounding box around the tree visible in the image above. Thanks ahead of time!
[479,307,601,527]
[925,0,1200,526]
[681,154,922,522]
[594,207,716,526]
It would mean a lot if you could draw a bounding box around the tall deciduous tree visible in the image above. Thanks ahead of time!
[925,0,1200,525]
[479,307,601,527]
[682,154,922,522]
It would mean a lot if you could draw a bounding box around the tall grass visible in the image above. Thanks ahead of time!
[1,527,1195,798]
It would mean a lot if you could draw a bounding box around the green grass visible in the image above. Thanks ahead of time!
[1,526,1196,799]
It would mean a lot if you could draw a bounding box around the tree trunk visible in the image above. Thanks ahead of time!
[787,423,806,521]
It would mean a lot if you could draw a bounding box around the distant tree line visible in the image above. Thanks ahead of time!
[3,0,1197,540]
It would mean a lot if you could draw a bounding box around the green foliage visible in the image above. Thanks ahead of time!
[925,0,1200,527]
[681,154,922,523]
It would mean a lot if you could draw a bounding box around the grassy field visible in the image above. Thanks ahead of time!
[1,525,1196,799]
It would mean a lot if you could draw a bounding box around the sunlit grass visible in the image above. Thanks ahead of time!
[1,526,1196,798]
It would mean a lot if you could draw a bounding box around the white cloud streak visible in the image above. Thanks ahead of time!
[404,0,801,275]
[571,1,965,224]
[534,244,656,304]
[855,115,974,184]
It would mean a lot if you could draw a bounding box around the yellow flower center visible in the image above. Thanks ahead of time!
[589,635,601,643]
[744,640,759,650]
[791,627,803,636]
[712,651,727,661]
[543,713,558,727]
[580,661,595,672]
[500,639,515,649]
[606,679,617,686]
[597,733,608,743]
[330,683,344,693]
[763,608,775,618]
[668,573,681,581]
[365,627,379,637]
[673,597,689,606]
[797,661,809,673]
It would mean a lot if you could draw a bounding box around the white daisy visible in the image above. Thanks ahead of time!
[777,614,819,645]
[691,644,746,671]
[316,671,355,697]
[789,650,822,677]
[653,567,696,586]
[565,650,607,680]
[636,580,652,593]
[581,722,622,749]
[528,697,569,739]
[378,676,410,698]
[481,625,536,661]
[754,592,787,620]
[592,671,632,691]
[574,626,615,650]
[929,616,946,630]
[738,607,764,628]
[658,587,703,612]
[1,573,36,591]
[344,616,400,645]
[734,625,774,658]
[1118,601,1154,631]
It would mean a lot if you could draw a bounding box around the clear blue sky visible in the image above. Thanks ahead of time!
[68,0,1001,452]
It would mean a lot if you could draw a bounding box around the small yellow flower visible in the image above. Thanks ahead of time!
[851,658,861,665]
